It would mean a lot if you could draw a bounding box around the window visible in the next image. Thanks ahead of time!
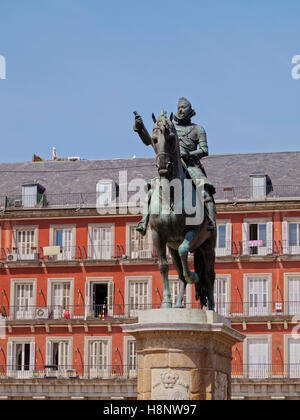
[247,338,270,379]
[51,282,71,319]
[85,337,112,378]
[286,275,300,315]
[22,183,45,208]
[127,224,153,259]
[50,225,76,261]
[12,226,38,260]
[282,220,300,255]
[97,182,113,207]
[7,340,35,378]
[289,339,300,378]
[250,175,267,199]
[125,277,152,317]
[124,337,137,378]
[246,276,270,316]
[88,224,114,260]
[46,338,72,375]
[242,219,273,256]
[10,279,37,320]
[216,222,232,257]
[47,278,74,319]
[15,284,34,319]
[85,278,114,319]
[214,276,230,316]
[285,337,300,378]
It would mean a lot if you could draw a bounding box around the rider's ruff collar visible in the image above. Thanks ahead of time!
[174,109,196,125]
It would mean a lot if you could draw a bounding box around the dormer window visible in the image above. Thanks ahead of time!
[250,173,267,199]
[22,183,45,208]
[96,180,117,213]
[97,182,112,206]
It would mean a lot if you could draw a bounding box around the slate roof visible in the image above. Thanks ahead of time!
[0,151,299,205]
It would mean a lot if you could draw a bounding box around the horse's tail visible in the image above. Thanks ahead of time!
[194,248,208,308]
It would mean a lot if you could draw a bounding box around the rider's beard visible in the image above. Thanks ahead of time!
[174,108,196,125]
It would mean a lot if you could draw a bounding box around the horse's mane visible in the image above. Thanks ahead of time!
[155,110,176,133]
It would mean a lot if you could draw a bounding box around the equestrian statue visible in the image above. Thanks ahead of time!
[133,98,217,310]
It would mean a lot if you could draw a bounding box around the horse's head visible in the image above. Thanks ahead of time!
[151,110,180,178]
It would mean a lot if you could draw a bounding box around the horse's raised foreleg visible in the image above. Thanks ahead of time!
[168,247,187,308]
[178,231,199,285]
[152,230,171,308]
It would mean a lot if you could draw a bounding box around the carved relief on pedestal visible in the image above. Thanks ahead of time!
[215,372,228,400]
[151,369,190,400]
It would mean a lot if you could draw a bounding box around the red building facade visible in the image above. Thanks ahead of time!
[0,153,299,400]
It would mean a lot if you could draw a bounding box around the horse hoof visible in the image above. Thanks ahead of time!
[186,272,199,285]
[174,298,184,308]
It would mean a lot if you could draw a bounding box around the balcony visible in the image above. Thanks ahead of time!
[0,238,298,267]
[215,184,300,202]
[238,240,278,259]
[0,364,137,380]
[232,364,300,379]
[206,301,300,319]
[2,184,300,212]
[1,363,299,381]
[0,304,161,322]
[1,301,300,323]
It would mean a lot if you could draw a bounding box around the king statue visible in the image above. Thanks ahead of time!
[133,97,216,236]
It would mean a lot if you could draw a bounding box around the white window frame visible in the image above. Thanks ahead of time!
[87,223,115,260]
[244,335,272,379]
[84,336,112,378]
[10,278,37,320]
[47,278,74,319]
[96,180,114,208]
[22,185,38,208]
[284,273,300,316]
[46,337,73,376]
[49,224,76,261]
[284,335,300,379]
[282,218,300,255]
[126,222,153,260]
[250,175,267,199]
[123,336,137,378]
[242,218,273,256]
[214,275,231,316]
[125,276,152,317]
[12,225,38,261]
[215,220,232,257]
[7,337,35,378]
[85,277,114,319]
[243,274,272,316]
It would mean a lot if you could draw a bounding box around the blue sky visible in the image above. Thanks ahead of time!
[0,0,300,162]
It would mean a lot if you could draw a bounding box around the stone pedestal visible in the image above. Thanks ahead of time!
[122,309,245,401]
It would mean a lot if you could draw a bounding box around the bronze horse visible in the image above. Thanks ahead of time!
[148,111,216,310]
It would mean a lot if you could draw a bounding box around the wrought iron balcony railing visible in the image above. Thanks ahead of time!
[232,363,300,379]
[0,364,138,380]
[1,363,300,381]
[1,239,298,265]
[3,185,300,211]
[215,185,300,202]
[0,301,300,321]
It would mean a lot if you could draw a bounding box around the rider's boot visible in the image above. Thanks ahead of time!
[205,196,216,231]
[136,187,152,236]
[136,214,149,236]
